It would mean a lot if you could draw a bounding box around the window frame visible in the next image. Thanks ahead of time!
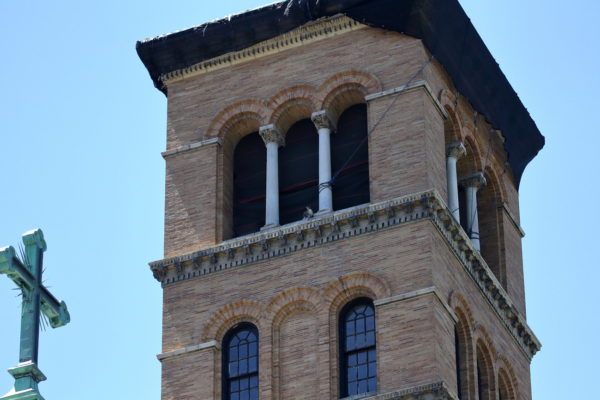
[222,322,260,400]
[339,297,377,398]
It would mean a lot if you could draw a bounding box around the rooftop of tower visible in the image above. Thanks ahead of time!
[136,0,544,187]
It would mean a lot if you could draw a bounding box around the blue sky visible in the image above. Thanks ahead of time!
[0,1,598,399]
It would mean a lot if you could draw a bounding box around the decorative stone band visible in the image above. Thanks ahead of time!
[311,110,334,131]
[446,142,466,159]
[149,189,541,359]
[161,137,222,159]
[459,172,486,189]
[160,15,366,86]
[157,340,219,362]
[375,286,458,324]
[365,80,448,120]
[259,124,285,147]
[341,381,456,400]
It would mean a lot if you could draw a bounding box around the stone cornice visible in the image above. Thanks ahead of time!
[160,15,366,86]
[161,137,222,159]
[365,80,449,120]
[148,190,541,359]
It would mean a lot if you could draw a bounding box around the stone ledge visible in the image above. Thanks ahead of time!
[161,137,222,158]
[148,189,541,359]
[157,340,219,362]
[365,80,448,120]
[375,286,458,323]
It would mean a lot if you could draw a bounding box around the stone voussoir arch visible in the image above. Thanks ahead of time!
[317,70,382,125]
[266,286,323,327]
[474,324,498,361]
[201,299,265,342]
[317,70,382,106]
[206,99,270,140]
[438,88,459,112]
[449,291,476,329]
[268,86,319,134]
[323,271,391,314]
[496,355,520,400]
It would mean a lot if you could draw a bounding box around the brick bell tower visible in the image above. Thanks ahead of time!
[137,1,543,400]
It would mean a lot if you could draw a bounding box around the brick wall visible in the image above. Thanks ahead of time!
[157,20,532,400]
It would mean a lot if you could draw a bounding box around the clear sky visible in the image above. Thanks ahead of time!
[0,1,598,399]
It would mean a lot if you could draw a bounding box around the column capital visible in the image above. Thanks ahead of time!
[459,172,487,189]
[446,142,466,159]
[311,110,334,131]
[259,124,285,147]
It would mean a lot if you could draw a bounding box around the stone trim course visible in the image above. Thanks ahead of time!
[149,189,541,359]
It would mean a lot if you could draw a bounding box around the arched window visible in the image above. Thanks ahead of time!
[222,323,259,400]
[476,346,492,400]
[233,133,267,237]
[455,326,464,399]
[339,298,377,397]
[279,118,319,225]
[331,104,370,210]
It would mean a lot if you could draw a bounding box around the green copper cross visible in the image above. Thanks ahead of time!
[0,229,70,400]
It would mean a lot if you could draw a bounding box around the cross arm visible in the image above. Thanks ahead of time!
[0,245,70,328]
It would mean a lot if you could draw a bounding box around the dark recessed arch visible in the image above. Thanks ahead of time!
[331,103,370,211]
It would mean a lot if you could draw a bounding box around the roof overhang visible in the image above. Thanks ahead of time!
[136,0,544,187]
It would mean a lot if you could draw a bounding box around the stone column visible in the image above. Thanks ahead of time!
[446,142,466,222]
[259,124,285,228]
[311,110,334,212]
[460,172,486,251]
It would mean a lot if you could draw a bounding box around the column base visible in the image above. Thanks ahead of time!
[1,388,44,400]
[260,223,280,231]
[1,362,46,400]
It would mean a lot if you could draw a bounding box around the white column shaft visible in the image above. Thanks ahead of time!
[265,141,280,226]
[318,127,333,212]
[446,156,460,222]
[465,186,481,251]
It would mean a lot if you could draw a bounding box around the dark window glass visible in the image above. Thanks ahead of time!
[233,133,266,237]
[279,118,319,225]
[477,362,484,400]
[340,298,376,397]
[455,326,463,400]
[223,324,259,400]
[331,104,370,211]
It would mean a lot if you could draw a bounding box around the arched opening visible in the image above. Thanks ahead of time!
[476,343,494,400]
[455,322,468,399]
[278,118,319,225]
[457,137,481,234]
[233,132,266,237]
[498,369,515,400]
[331,103,370,211]
[478,168,505,286]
